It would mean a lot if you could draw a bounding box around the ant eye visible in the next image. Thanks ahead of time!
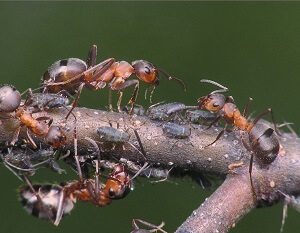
[144,67,151,74]
[213,102,219,107]
[109,189,116,197]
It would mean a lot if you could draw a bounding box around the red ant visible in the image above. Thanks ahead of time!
[197,79,281,195]
[19,163,131,226]
[42,45,186,118]
[0,85,66,148]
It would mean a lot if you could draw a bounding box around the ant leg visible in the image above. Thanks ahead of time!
[111,79,139,115]
[149,85,156,103]
[132,128,147,160]
[205,115,222,130]
[129,129,149,180]
[252,108,281,136]
[26,128,38,149]
[10,126,21,146]
[65,82,84,120]
[69,109,83,181]
[243,97,253,117]
[86,45,97,68]
[53,188,66,226]
[280,199,288,233]
[108,89,113,111]
[204,124,230,148]
[128,83,139,115]
[205,129,224,148]
[240,132,257,198]
[85,136,101,195]
[117,90,124,113]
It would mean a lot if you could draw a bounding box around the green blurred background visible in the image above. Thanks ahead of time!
[0,2,299,233]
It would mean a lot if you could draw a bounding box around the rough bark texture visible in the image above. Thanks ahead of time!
[1,106,299,233]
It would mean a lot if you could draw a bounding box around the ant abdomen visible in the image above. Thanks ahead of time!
[249,123,280,164]
[19,184,75,221]
[0,85,21,112]
[42,58,87,95]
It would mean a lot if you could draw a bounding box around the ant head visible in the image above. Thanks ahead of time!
[197,93,226,112]
[132,60,186,91]
[0,85,21,112]
[105,164,131,199]
[132,60,158,85]
[45,126,67,148]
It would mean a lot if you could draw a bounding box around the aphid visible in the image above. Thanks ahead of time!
[147,102,197,121]
[185,109,217,126]
[97,126,130,143]
[122,104,146,116]
[25,88,69,111]
[1,147,65,180]
[43,45,186,116]
[131,219,167,233]
[0,85,21,113]
[197,79,280,194]
[162,122,191,139]
[1,149,35,177]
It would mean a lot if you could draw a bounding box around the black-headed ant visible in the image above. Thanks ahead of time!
[197,79,281,194]
[42,45,186,117]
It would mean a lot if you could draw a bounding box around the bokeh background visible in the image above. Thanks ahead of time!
[0,2,300,233]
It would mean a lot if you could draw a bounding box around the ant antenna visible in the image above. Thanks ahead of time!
[157,68,187,91]
[200,79,229,94]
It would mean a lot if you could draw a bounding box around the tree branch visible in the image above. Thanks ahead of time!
[1,106,300,232]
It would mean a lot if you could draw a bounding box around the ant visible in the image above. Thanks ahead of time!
[197,79,281,195]
[19,163,131,226]
[0,85,66,149]
[42,45,186,118]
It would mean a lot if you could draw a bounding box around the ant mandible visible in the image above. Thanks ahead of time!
[42,45,186,118]
[197,79,281,194]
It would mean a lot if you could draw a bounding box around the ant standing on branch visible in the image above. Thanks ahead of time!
[41,45,186,119]
[197,79,281,195]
